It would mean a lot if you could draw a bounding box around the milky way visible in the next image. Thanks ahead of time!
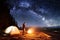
[8,0,60,27]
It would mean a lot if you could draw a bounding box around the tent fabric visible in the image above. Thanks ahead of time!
[5,26,20,35]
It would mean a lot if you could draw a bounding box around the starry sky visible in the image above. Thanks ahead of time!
[7,0,60,27]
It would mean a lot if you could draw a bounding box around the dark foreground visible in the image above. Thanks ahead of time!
[0,27,60,40]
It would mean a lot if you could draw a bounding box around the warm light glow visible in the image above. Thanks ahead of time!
[27,28,35,34]
[5,26,20,35]
[27,29,33,34]
[5,26,12,33]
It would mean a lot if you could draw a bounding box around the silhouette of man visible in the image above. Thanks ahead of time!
[22,22,25,35]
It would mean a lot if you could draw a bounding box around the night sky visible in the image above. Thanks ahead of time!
[7,0,60,27]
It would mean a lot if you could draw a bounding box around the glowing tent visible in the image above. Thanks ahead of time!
[5,26,20,35]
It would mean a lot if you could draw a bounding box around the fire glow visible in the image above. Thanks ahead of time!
[27,28,36,34]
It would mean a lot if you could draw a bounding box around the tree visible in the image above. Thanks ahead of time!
[0,0,17,30]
